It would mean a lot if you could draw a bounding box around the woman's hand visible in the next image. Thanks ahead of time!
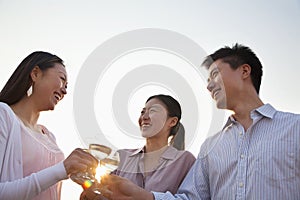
[63,148,98,176]
[100,175,154,200]
[80,186,108,200]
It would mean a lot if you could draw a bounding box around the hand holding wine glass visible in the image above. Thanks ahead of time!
[65,148,98,187]
[69,149,97,185]
[70,144,112,187]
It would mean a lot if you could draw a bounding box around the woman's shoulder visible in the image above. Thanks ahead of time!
[182,149,196,159]
[0,102,17,121]
[0,102,20,137]
[0,102,13,113]
[163,147,195,171]
[166,146,196,161]
[179,150,196,162]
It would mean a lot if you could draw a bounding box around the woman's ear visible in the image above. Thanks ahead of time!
[30,66,41,82]
[169,117,178,128]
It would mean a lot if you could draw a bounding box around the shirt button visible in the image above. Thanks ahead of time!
[239,182,244,187]
[240,154,245,159]
[239,132,243,136]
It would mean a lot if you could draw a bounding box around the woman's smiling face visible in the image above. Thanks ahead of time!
[138,98,168,138]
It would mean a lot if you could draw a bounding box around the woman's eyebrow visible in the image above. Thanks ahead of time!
[149,104,163,109]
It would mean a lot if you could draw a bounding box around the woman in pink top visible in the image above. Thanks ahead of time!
[0,51,98,200]
[80,94,196,200]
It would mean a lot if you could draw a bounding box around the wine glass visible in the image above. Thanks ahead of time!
[89,144,112,161]
[93,151,120,194]
[70,144,112,188]
[100,151,120,174]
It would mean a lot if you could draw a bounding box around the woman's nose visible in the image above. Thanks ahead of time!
[142,111,149,119]
[207,80,215,92]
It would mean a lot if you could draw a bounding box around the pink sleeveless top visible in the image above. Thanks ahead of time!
[21,124,65,200]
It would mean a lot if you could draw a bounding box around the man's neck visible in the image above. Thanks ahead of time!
[231,96,264,131]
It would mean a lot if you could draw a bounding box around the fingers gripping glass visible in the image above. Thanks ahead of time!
[70,144,112,188]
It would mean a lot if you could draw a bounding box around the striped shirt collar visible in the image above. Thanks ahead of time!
[255,103,276,119]
[223,103,277,130]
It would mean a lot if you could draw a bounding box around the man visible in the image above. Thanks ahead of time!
[86,43,300,200]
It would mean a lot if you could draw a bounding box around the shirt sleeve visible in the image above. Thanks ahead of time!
[0,161,68,200]
[152,154,211,200]
[152,191,189,200]
[0,103,68,199]
[177,155,210,199]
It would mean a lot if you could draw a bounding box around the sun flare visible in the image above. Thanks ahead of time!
[95,164,108,182]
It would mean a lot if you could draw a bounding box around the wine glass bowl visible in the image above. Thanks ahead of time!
[100,151,120,174]
[89,144,112,160]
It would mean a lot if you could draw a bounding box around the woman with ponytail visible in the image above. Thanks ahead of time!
[80,94,195,200]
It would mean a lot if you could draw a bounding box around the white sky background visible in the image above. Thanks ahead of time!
[1,0,300,199]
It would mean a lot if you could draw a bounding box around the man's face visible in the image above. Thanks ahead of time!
[206,59,241,109]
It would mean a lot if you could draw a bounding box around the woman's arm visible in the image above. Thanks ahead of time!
[0,161,67,200]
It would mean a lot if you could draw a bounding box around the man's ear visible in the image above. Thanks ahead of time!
[240,64,251,79]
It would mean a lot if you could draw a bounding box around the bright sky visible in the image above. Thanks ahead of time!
[1,0,300,199]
